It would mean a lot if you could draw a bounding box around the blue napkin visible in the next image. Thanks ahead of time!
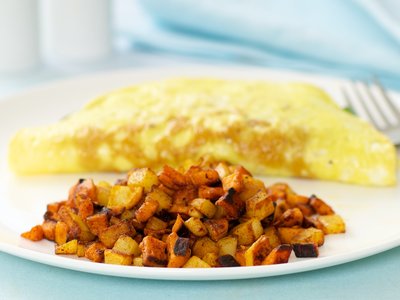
[119,0,400,90]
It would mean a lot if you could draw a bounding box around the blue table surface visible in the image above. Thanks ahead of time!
[1,53,399,300]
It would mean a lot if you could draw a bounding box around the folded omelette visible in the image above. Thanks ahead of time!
[9,78,397,186]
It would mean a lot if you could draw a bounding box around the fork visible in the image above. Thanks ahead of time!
[342,78,400,145]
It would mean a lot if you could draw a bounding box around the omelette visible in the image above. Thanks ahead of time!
[8,78,397,186]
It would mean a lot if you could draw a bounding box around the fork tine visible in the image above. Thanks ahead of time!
[372,77,400,122]
[360,81,391,127]
[351,81,381,128]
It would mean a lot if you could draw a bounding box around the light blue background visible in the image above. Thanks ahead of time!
[1,246,400,300]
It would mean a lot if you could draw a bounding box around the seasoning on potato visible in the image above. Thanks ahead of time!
[21,161,346,267]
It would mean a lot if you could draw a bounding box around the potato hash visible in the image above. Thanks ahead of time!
[21,162,345,268]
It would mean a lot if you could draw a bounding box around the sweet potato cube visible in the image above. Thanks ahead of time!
[107,185,143,211]
[128,168,159,192]
[230,218,263,246]
[244,235,274,266]
[262,244,292,265]
[245,190,274,220]
[140,236,168,267]
[86,212,109,236]
[98,220,135,248]
[274,207,304,227]
[204,218,229,241]
[186,166,220,186]
[158,165,187,190]
[202,252,219,267]
[222,169,244,193]
[183,256,211,268]
[166,232,191,268]
[104,249,133,265]
[41,220,56,241]
[85,242,106,262]
[309,195,335,215]
[55,239,78,255]
[21,225,44,241]
[293,243,319,257]
[198,186,224,200]
[317,214,346,234]
[68,210,96,242]
[135,198,159,223]
[217,254,241,267]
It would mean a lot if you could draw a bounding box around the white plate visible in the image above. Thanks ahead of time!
[0,65,399,280]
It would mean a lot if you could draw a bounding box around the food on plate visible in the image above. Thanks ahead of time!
[21,161,346,268]
[9,78,396,186]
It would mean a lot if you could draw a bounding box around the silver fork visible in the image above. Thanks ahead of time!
[342,78,400,145]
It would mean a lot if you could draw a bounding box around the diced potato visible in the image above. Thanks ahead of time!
[140,236,168,267]
[245,235,274,266]
[215,189,240,219]
[98,220,135,248]
[204,218,229,242]
[192,237,219,258]
[230,218,263,246]
[67,210,96,242]
[184,217,208,237]
[168,204,190,215]
[188,207,204,218]
[21,225,44,241]
[245,190,274,220]
[133,257,144,266]
[85,242,106,262]
[278,227,324,246]
[68,179,97,208]
[317,214,346,234]
[127,168,159,192]
[135,198,159,223]
[55,221,68,245]
[55,239,78,255]
[145,217,168,231]
[217,235,238,257]
[262,244,292,265]
[146,188,172,213]
[235,247,247,266]
[104,249,133,265]
[214,162,231,179]
[86,212,109,236]
[190,198,217,218]
[286,193,309,207]
[183,256,211,268]
[107,185,143,211]
[113,235,141,257]
[263,226,281,248]
[239,175,266,202]
[95,181,111,206]
[202,253,218,267]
